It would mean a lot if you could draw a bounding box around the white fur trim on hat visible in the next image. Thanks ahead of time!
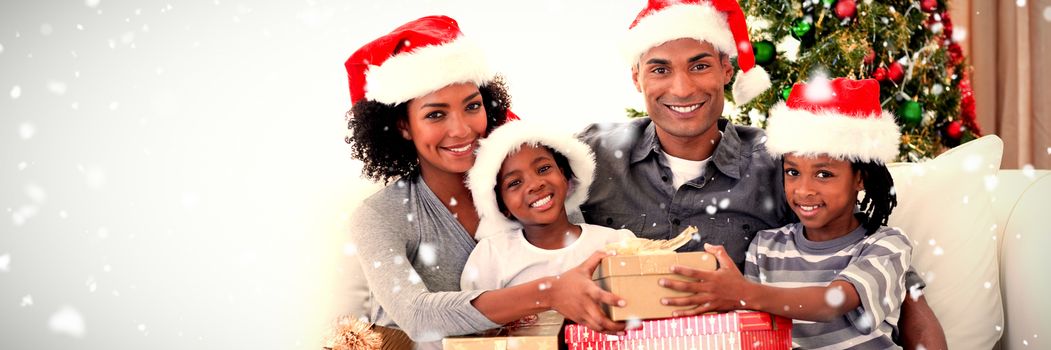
[466,120,596,240]
[365,38,495,105]
[764,103,901,164]
[731,66,771,105]
[622,4,737,66]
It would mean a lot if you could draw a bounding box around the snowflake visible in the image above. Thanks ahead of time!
[407,270,421,284]
[0,253,9,272]
[825,287,845,307]
[418,243,437,266]
[47,80,67,95]
[49,306,86,338]
[21,294,33,307]
[803,72,833,103]
[10,85,21,99]
[984,175,1000,192]
[343,242,357,256]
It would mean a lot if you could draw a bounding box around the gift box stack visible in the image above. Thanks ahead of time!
[575,231,792,349]
[565,311,792,350]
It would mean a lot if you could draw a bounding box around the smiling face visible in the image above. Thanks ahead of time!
[632,38,734,143]
[399,82,489,177]
[783,153,864,240]
[497,144,572,228]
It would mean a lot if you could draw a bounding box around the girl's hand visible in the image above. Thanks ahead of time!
[657,244,757,316]
[547,251,627,334]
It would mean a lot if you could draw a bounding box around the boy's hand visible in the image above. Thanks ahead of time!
[547,250,627,334]
[658,244,755,316]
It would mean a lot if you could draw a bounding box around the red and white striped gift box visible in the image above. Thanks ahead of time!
[564,311,791,350]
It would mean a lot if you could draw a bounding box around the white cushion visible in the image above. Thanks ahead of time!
[886,135,1005,350]
[998,171,1051,350]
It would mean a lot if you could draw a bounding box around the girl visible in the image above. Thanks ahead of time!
[656,78,912,349]
[345,16,625,347]
[461,120,636,291]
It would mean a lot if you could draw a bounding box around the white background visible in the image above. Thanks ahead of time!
[0,0,646,348]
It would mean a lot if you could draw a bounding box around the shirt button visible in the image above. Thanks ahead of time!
[606,218,614,225]
[672,218,681,225]
[743,224,752,231]
[661,175,669,182]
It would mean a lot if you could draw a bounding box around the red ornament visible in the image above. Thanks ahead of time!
[864,47,876,65]
[873,67,888,81]
[835,0,857,20]
[958,73,981,135]
[948,43,964,65]
[941,12,955,38]
[946,120,964,140]
[888,62,905,84]
[921,0,939,13]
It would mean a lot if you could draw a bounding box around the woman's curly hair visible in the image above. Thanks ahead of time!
[346,76,512,184]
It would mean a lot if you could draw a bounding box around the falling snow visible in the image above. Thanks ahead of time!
[1022,164,1036,179]
[705,205,716,215]
[825,287,845,307]
[418,243,437,266]
[10,85,22,99]
[343,242,357,256]
[0,253,10,272]
[47,81,68,95]
[803,72,833,103]
[49,306,86,338]
[21,295,33,307]
[1044,6,1051,22]
[19,122,35,139]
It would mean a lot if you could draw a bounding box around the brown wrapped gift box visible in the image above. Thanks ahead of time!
[593,251,717,321]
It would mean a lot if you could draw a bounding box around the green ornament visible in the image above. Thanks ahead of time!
[822,0,835,7]
[900,100,922,127]
[791,19,812,39]
[753,41,776,66]
[781,86,793,100]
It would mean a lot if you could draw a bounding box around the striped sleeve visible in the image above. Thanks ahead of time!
[743,231,766,283]
[834,227,912,334]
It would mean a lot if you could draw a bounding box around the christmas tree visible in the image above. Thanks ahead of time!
[739,0,979,161]
[629,0,980,162]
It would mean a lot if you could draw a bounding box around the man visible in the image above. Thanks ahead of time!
[578,1,946,348]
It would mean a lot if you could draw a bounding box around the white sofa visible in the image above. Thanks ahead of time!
[887,135,1051,350]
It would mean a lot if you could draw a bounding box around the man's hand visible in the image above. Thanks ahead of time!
[657,244,756,316]
[546,251,627,334]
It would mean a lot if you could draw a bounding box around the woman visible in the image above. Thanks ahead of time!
[344,15,624,345]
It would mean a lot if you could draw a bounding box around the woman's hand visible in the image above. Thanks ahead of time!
[657,244,756,316]
[546,251,627,334]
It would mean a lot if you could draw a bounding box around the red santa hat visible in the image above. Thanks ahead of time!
[623,0,771,105]
[466,120,596,239]
[765,78,901,164]
[345,16,496,105]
